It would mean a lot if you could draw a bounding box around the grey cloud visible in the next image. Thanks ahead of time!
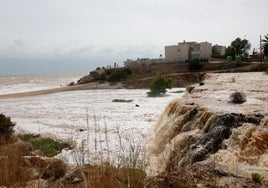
[98,47,116,54]
[1,0,268,75]
[14,39,24,47]
[71,46,93,54]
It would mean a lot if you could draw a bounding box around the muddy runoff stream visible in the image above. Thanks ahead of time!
[145,72,268,187]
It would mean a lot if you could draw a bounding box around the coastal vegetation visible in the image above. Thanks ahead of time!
[225,37,251,59]
[17,133,72,157]
[0,113,15,144]
[76,60,257,90]
[251,172,264,184]
[188,58,203,70]
[147,76,172,97]
[104,67,132,82]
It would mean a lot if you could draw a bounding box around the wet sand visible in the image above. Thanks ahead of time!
[0,82,124,99]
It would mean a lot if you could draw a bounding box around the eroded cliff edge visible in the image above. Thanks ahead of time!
[146,72,268,187]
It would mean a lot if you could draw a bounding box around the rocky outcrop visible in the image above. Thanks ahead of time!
[146,72,268,187]
[77,70,103,84]
[23,156,66,181]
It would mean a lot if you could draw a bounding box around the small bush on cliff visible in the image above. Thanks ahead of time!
[106,68,132,82]
[229,91,247,104]
[188,58,203,70]
[251,172,264,184]
[147,76,172,97]
[0,114,15,144]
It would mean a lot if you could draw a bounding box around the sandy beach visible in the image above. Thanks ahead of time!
[0,82,124,99]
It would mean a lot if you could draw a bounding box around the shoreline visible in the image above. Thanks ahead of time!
[0,82,124,99]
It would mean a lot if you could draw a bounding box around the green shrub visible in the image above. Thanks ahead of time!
[188,58,203,70]
[100,73,106,81]
[0,114,15,144]
[147,76,172,97]
[251,172,264,184]
[106,68,132,82]
[18,134,72,157]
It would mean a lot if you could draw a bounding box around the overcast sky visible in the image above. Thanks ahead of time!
[0,0,267,75]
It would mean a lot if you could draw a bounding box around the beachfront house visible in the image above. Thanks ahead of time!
[212,44,226,57]
[165,41,212,63]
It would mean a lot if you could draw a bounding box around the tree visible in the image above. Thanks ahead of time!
[260,34,268,57]
[0,114,15,144]
[147,76,172,97]
[188,58,203,70]
[225,46,234,57]
[226,37,251,58]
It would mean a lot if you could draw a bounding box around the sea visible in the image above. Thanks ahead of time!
[0,72,85,95]
[0,72,185,164]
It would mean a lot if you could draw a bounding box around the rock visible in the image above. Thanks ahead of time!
[68,82,75,86]
[186,86,195,93]
[61,168,84,186]
[77,70,102,84]
[77,74,92,84]
[26,179,49,188]
[25,156,66,182]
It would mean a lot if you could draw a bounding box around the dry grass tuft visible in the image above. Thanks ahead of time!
[60,164,146,188]
[0,144,32,187]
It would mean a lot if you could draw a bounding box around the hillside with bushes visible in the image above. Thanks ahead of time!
[76,61,266,88]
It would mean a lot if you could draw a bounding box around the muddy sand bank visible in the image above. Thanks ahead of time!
[0,82,124,99]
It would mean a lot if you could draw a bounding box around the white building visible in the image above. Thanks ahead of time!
[212,44,226,56]
[124,58,164,67]
[165,41,212,62]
